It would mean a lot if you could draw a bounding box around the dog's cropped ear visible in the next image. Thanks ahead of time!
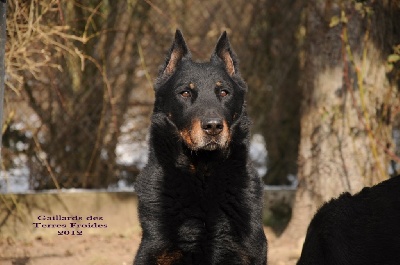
[163,29,191,76]
[211,31,238,76]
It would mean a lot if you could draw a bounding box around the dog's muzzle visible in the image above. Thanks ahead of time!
[180,118,230,151]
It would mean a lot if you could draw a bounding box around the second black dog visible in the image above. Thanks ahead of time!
[297,175,400,265]
[134,30,267,265]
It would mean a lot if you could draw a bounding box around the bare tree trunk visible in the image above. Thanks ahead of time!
[260,0,304,185]
[282,0,400,249]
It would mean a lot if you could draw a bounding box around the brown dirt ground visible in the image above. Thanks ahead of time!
[0,227,300,265]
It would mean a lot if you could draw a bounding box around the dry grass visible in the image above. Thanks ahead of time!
[5,0,85,94]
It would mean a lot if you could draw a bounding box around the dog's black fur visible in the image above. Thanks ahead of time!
[297,175,400,265]
[134,30,267,265]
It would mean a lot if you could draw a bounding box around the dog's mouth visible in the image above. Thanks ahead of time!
[202,140,219,151]
[179,119,230,151]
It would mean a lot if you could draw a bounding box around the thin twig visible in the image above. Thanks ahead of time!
[32,134,61,190]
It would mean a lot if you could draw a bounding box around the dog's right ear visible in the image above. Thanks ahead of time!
[162,30,191,76]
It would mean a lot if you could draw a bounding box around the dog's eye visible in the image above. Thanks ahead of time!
[180,91,191,98]
[219,90,229,97]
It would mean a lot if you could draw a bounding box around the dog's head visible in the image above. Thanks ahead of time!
[154,30,247,151]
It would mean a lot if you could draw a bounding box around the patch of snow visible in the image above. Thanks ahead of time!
[0,155,30,193]
[107,179,135,192]
[116,140,148,170]
[249,134,268,178]
[286,174,298,188]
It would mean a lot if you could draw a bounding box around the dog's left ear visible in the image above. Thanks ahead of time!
[211,31,238,76]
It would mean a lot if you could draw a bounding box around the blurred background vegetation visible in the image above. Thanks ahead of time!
[1,0,400,198]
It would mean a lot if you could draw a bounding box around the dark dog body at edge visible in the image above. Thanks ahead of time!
[134,30,267,265]
[297,175,400,265]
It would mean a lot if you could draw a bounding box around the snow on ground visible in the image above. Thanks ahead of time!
[0,133,273,193]
[249,133,268,178]
[0,154,30,193]
[116,140,148,171]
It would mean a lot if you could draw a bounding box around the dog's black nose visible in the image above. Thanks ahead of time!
[201,118,223,135]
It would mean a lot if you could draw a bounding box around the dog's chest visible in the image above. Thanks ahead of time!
[163,166,248,230]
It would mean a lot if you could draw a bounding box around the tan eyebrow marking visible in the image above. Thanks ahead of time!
[216,81,222,87]
[189,82,195,89]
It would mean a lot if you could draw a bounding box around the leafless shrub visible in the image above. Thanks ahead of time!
[4,0,151,190]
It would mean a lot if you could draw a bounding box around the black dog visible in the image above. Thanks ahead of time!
[134,30,267,265]
[297,175,400,265]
